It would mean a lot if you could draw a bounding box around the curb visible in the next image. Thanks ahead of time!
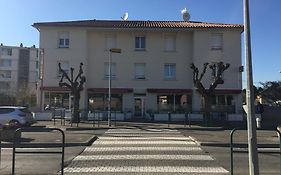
[197,141,280,148]
[0,135,98,148]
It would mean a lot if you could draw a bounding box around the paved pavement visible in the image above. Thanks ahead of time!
[63,128,229,175]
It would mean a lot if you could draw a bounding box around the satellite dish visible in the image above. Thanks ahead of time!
[181,8,190,21]
[121,12,129,21]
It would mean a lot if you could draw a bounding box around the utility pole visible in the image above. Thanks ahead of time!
[244,0,259,174]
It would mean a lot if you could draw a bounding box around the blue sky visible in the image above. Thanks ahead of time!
[0,0,280,86]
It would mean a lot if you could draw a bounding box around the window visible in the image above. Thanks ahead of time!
[0,59,12,67]
[0,82,10,89]
[0,70,12,78]
[157,94,191,113]
[164,35,176,52]
[1,48,12,56]
[134,63,145,79]
[105,34,116,51]
[57,61,69,77]
[104,62,116,79]
[135,36,145,50]
[88,93,122,111]
[164,63,176,79]
[58,32,70,48]
[211,33,223,50]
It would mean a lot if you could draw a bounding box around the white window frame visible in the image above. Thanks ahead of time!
[104,34,117,51]
[164,63,176,79]
[57,61,69,78]
[135,36,146,50]
[104,62,116,79]
[134,63,146,80]
[58,32,70,48]
[164,35,176,52]
[210,33,223,51]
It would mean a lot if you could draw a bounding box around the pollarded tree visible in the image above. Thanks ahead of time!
[58,62,86,123]
[190,62,230,123]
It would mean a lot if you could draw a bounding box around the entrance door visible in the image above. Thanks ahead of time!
[134,97,145,117]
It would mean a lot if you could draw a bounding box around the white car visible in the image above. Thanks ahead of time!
[0,106,35,126]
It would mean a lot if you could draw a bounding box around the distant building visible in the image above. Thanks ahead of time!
[0,44,39,97]
[33,19,244,119]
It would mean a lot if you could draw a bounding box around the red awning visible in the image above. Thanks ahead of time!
[212,89,242,94]
[147,88,192,93]
[88,88,133,93]
[40,86,71,92]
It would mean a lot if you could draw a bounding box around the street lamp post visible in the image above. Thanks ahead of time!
[108,48,121,127]
[244,0,259,174]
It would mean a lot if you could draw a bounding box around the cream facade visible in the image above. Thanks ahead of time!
[33,20,244,120]
[0,44,39,96]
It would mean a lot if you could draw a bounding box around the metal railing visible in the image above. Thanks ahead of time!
[12,128,65,175]
[230,128,281,175]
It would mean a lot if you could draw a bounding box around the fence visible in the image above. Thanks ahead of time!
[12,128,65,175]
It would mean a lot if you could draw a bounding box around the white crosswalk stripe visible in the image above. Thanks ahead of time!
[84,146,202,152]
[64,128,228,174]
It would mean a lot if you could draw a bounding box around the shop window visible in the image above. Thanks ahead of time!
[44,92,70,110]
[88,93,122,111]
[157,94,191,113]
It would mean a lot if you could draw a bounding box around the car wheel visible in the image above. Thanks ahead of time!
[9,120,21,128]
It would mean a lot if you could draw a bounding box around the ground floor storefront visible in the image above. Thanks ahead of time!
[38,87,243,122]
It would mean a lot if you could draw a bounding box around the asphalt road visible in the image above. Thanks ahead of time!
[0,121,280,174]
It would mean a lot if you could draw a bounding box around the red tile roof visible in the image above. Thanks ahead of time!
[33,20,243,30]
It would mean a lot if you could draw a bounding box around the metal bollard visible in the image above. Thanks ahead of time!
[230,128,237,175]
[168,112,171,127]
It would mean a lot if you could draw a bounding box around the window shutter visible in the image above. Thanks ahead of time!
[211,33,223,50]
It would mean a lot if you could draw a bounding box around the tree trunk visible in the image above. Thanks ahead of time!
[72,94,80,123]
[203,95,212,125]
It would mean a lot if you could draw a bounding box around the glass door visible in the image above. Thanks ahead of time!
[134,97,145,117]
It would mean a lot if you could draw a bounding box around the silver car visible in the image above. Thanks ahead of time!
[0,106,35,126]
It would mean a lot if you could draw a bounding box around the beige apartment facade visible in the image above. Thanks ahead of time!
[0,44,39,96]
[33,20,244,120]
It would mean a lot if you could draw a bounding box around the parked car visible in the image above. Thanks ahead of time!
[0,106,35,127]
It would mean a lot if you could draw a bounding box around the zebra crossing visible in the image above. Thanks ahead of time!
[64,128,228,174]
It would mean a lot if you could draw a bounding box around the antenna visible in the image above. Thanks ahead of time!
[121,12,129,21]
[181,8,190,21]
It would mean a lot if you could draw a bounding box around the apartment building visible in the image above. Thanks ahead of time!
[0,44,39,96]
[33,19,244,120]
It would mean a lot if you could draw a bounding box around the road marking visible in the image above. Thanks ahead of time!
[95,140,196,145]
[64,166,228,173]
[72,154,214,161]
[84,146,202,152]
[98,136,193,140]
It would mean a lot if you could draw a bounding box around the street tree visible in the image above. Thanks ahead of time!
[190,62,230,123]
[58,62,86,123]
[260,81,281,105]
